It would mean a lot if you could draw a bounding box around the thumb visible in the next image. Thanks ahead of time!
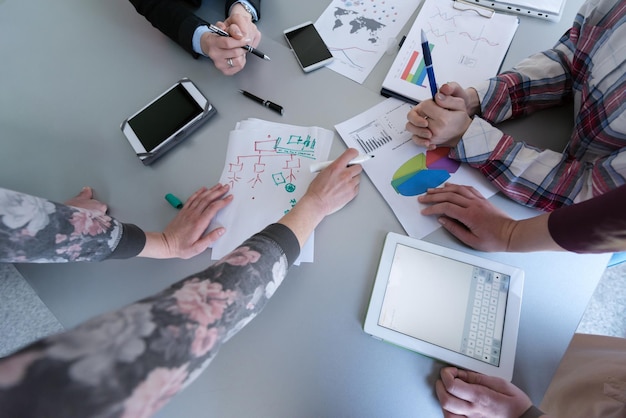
[435,92,466,112]
[76,186,93,199]
[439,82,463,96]
[458,369,516,394]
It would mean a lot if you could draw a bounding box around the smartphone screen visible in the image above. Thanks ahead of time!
[127,84,203,152]
[285,23,333,71]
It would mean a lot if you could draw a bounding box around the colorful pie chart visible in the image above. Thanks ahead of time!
[391,148,460,196]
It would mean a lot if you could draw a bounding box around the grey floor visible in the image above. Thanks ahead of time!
[576,261,626,338]
[1,261,625,357]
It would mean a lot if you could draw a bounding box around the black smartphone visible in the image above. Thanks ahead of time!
[120,78,216,165]
[284,22,334,73]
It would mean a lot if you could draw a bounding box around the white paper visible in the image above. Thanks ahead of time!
[210,119,333,264]
[315,0,423,84]
[335,98,498,239]
[382,0,519,103]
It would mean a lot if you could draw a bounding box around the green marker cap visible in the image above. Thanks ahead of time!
[165,193,183,209]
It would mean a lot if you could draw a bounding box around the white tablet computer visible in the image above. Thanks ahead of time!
[364,232,524,380]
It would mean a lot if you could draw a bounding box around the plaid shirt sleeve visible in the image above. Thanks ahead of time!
[451,0,626,212]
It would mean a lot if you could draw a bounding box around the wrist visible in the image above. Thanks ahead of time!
[296,193,330,221]
[230,2,256,21]
[507,214,564,252]
[278,195,327,247]
[193,25,212,56]
[138,232,173,259]
[466,87,481,116]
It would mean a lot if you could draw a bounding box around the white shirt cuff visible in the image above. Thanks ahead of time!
[192,25,211,57]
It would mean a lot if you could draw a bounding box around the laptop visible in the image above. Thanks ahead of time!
[454,0,567,22]
[364,232,524,380]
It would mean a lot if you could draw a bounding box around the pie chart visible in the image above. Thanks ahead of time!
[391,148,460,196]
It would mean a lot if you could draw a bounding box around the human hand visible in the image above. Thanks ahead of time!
[436,367,533,418]
[139,184,233,259]
[418,183,516,252]
[438,82,481,116]
[201,11,261,75]
[64,187,108,214]
[226,3,261,46]
[278,148,362,247]
[304,148,363,217]
[405,83,476,150]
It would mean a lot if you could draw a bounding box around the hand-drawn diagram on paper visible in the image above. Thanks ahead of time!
[315,0,422,84]
[210,119,333,263]
[224,133,317,214]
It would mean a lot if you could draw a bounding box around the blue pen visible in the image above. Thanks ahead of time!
[420,29,438,99]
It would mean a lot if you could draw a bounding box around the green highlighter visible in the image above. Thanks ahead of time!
[165,193,184,209]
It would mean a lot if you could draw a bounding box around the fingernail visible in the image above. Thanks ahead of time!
[438,217,447,225]
[436,93,445,101]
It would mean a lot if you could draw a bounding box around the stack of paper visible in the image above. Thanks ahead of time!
[210,119,333,264]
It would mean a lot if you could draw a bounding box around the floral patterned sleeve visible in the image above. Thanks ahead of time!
[0,222,300,418]
[0,187,146,263]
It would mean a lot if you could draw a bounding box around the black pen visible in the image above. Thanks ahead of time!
[208,24,270,61]
[239,90,284,115]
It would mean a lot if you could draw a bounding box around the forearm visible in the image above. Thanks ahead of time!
[0,227,293,417]
[452,126,592,211]
[277,195,326,248]
[477,48,573,124]
[548,184,626,253]
[0,188,141,263]
[507,214,564,252]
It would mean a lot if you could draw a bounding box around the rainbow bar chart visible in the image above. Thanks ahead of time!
[400,43,434,86]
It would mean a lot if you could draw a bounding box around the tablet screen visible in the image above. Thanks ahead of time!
[378,243,510,366]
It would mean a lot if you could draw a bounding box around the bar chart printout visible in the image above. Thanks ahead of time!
[351,120,393,153]
[400,43,433,87]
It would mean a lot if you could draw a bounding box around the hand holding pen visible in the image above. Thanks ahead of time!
[207,24,270,61]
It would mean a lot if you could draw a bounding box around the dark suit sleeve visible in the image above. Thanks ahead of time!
[129,0,261,58]
[129,0,208,57]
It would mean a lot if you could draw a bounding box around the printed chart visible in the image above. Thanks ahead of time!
[391,148,460,196]
[399,41,434,90]
[315,0,422,84]
[381,0,519,103]
[335,98,497,239]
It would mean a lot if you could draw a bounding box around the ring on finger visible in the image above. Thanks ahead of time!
[226,58,234,68]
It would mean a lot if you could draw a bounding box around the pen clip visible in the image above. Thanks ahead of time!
[453,0,495,18]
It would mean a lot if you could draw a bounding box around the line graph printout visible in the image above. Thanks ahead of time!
[315,0,422,84]
[210,119,333,264]
[335,98,498,239]
[381,0,519,103]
